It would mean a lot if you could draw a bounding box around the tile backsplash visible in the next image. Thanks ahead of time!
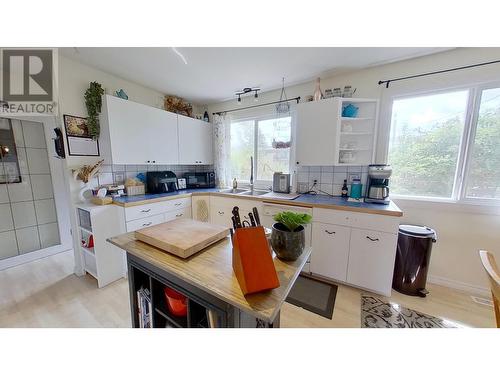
[296,165,369,196]
[97,164,214,186]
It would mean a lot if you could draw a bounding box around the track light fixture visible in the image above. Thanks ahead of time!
[235,87,260,103]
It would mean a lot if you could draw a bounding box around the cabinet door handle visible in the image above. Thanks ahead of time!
[325,230,336,235]
[142,222,152,227]
[366,236,379,241]
[175,214,183,217]
[174,203,182,206]
[140,209,151,213]
[218,211,224,215]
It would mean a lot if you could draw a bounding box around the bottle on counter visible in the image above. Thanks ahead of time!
[341,179,348,198]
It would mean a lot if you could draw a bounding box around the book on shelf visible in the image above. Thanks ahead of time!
[137,287,152,328]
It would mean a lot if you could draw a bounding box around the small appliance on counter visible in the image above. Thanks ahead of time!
[146,171,178,194]
[184,171,215,189]
[365,164,392,204]
[272,172,291,194]
[177,178,187,190]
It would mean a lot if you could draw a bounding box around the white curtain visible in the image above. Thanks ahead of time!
[213,113,231,188]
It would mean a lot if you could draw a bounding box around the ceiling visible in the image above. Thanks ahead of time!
[60,47,451,104]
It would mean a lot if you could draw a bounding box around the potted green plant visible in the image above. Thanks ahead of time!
[271,211,312,261]
[84,81,104,139]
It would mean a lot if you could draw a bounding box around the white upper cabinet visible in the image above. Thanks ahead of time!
[295,98,338,166]
[295,97,378,166]
[177,115,213,165]
[100,95,179,165]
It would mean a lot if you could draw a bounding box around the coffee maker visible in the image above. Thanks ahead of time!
[365,164,392,204]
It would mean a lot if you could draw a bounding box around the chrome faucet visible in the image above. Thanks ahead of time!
[249,156,254,192]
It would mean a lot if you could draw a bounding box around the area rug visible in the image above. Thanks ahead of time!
[361,295,460,328]
[286,275,338,319]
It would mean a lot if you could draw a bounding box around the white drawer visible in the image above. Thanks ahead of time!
[312,207,399,234]
[161,197,191,213]
[164,207,192,222]
[126,214,164,232]
[125,202,165,222]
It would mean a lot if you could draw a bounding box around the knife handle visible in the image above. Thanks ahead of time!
[252,207,261,226]
[248,212,256,227]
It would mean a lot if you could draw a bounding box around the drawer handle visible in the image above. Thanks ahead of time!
[142,222,152,227]
[366,236,379,241]
[325,230,336,235]
[141,209,151,213]
[175,214,183,217]
[174,203,182,206]
[218,211,224,215]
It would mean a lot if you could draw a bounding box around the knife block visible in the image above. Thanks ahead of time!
[232,226,280,295]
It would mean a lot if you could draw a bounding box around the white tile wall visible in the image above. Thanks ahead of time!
[38,222,60,248]
[0,231,18,260]
[6,175,33,202]
[16,226,41,254]
[296,165,370,196]
[0,204,14,232]
[22,120,47,148]
[26,148,50,174]
[11,201,37,228]
[31,174,53,200]
[34,199,57,225]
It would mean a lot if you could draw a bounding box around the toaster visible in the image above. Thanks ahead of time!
[272,172,291,193]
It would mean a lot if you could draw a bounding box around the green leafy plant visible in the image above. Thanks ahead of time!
[273,211,312,232]
[84,81,104,139]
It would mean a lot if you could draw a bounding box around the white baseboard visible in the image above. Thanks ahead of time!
[0,245,72,271]
[428,274,490,297]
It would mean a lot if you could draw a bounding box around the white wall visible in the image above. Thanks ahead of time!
[57,54,165,274]
[208,47,500,294]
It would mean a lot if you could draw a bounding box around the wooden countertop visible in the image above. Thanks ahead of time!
[108,232,311,323]
[112,189,402,217]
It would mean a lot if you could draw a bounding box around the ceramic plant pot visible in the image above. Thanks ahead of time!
[270,223,305,261]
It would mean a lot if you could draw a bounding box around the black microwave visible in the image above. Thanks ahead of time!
[184,172,216,189]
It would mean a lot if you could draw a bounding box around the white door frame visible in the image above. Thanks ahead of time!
[0,114,73,270]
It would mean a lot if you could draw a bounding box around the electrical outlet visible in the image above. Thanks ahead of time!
[348,173,360,183]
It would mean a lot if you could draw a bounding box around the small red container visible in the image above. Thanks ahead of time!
[164,287,188,317]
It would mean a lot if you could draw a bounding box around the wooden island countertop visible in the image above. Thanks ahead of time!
[108,232,312,323]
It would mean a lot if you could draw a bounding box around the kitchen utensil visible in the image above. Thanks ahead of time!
[248,212,256,226]
[177,178,187,190]
[342,104,359,118]
[134,219,229,258]
[252,207,261,226]
[365,164,392,205]
[232,206,242,228]
[242,220,251,227]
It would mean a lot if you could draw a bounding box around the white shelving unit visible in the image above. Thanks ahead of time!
[76,204,126,288]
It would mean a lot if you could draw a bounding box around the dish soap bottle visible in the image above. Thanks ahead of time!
[232,178,238,190]
[341,179,348,198]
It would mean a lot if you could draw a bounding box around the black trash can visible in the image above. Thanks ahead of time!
[392,225,437,297]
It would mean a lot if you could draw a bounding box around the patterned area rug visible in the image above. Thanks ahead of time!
[361,295,461,328]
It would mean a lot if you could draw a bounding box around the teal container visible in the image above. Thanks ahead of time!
[350,179,363,199]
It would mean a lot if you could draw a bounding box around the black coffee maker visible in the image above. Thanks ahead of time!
[146,171,178,194]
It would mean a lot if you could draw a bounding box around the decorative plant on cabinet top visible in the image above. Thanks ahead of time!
[84,81,104,139]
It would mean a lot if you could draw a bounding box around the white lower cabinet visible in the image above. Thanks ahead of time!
[164,207,191,222]
[346,229,397,296]
[310,223,351,282]
[126,213,164,232]
[209,196,262,228]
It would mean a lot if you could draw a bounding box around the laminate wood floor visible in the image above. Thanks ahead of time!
[0,251,495,328]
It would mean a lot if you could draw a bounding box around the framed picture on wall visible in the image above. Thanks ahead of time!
[63,114,100,156]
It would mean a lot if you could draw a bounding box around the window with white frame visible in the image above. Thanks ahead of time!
[229,115,292,185]
[387,85,500,202]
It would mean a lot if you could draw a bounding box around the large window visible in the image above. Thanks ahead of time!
[387,85,500,203]
[230,116,291,184]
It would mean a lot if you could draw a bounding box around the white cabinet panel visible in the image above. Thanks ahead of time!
[310,222,351,281]
[295,99,338,166]
[124,201,166,222]
[160,197,191,212]
[346,228,397,296]
[164,207,192,222]
[178,115,213,165]
[101,95,179,165]
[126,214,164,232]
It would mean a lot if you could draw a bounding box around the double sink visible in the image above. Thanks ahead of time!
[219,188,270,196]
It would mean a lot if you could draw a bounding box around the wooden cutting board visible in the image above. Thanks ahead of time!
[134,218,229,258]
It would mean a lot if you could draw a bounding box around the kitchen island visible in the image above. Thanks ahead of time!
[108,232,312,328]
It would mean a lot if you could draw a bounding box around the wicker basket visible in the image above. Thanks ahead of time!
[125,185,145,196]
